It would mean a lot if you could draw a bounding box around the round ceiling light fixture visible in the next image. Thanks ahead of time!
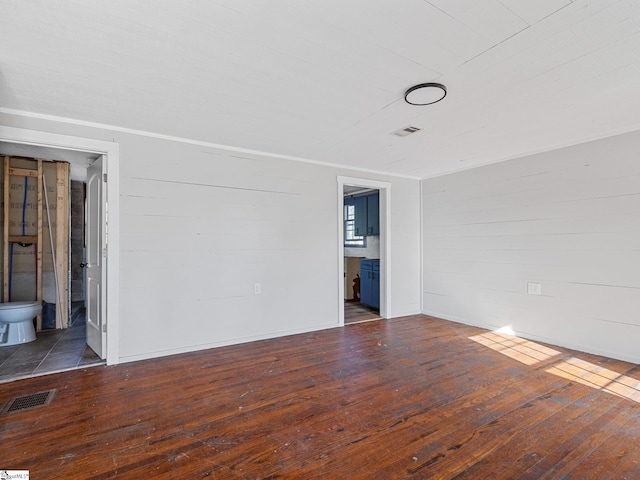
[404,82,447,106]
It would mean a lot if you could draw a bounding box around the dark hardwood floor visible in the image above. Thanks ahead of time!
[1,314,639,479]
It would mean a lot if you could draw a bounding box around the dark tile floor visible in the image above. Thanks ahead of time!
[0,307,104,383]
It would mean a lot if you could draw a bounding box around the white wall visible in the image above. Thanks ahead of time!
[422,130,640,363]
[0,112,421,363]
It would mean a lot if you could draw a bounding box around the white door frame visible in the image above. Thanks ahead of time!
[0,125,120,365]
[337,176,391,326]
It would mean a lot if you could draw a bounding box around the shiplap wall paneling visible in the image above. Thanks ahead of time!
[422,129,640,363]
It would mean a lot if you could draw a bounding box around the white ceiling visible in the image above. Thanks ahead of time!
[2,0,640,179]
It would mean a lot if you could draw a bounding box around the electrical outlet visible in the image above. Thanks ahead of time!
[527,282,541,295]
[254,283,261,295]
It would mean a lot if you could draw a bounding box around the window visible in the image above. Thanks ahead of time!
[344,204,365,247]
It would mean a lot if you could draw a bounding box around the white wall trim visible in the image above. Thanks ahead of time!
[4,111,640,184]
[0,107,419,180]
[419,180,424,314]
[337,180,346,327]
[119,321,339,364]
[0,125,121,365]
[337,176,391,324]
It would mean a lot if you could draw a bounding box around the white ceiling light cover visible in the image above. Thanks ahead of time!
[404,83,447,106]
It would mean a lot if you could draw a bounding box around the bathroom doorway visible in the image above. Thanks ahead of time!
[0,126,119,381]
[0,154,99,381]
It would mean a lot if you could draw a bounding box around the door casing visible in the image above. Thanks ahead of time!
[337,176,391,326]
[0,125,120,365]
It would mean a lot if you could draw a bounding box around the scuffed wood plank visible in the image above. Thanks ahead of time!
[8,167,39,178]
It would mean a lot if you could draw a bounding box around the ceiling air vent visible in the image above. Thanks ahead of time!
[391,125,422,137]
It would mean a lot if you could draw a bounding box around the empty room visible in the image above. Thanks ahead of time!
[1,1,639,478]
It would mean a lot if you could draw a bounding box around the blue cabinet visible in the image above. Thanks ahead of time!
[344,196,354,208]
[351,192,379,237]
[360,259,380,309]
[366,192,379,236]
[353,195,368,237]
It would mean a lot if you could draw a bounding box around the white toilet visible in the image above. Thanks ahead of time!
[0,301,42,346]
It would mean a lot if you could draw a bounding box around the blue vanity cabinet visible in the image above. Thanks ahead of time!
[360,259,380,309]
[371,260,380,309]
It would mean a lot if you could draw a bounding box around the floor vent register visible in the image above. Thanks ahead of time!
[1,389,57,414]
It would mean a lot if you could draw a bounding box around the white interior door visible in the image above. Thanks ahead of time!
[86,156,106,358]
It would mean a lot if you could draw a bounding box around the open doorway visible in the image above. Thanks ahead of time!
[0,126,119,381]
[343,185,381,324]
[0,154,100,381]
[337,176,391,326]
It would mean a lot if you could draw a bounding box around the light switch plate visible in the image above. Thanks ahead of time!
[527,282,541,295]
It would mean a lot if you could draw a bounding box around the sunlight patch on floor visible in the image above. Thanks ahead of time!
[546,357,640,403]
[468,331,561,366]
[470,328,640,404]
